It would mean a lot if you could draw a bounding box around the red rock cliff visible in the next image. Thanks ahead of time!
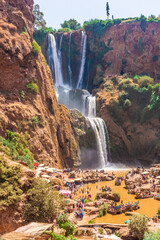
[0,0,78,168]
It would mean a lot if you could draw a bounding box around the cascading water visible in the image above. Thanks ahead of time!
[68,33,72,87]
[58,34,64,77]
[47,34,64,90]
[77,31,87,89]
[47,31,111,169]
[86,118,109,169]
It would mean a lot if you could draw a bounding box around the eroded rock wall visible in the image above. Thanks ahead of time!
[0,0,78,168]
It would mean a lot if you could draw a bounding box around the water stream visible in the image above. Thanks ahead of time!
[77,31,87,89]
[47,34,64,90]
[68,33,72,87]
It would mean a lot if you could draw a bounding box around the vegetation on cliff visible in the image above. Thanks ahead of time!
[0,156,22,210]
[0,131,34,168]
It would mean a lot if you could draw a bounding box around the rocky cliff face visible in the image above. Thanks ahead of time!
[87,21,160,86]
[0,0,78,168]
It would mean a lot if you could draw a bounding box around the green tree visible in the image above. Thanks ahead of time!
[129,215,149,240]
[61,19,81,30]
[143,231,160,240]
[24,179,65,222]
[106,2,110,19]
[33,4,46,30]
[0,156,22,210]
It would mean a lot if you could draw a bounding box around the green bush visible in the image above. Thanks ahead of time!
[118,78,133,90]
[84,198,91,203]
[26,81,39,94]
[45,232,77,240]
[57,214,68,227]
[58,28,71,32]
[138,76,153,87]
[99,203,108,217]
[0,156,22,210]
[32,41,41,56]
[143,231,160,240]
[19,90,26,100]
[24,179,64,222]
[139,15,147,32]
[22,26,27,36]
[34,27,55,46]
[118,92,129,107]
[133,74,141,82]
[0,131,34,168]
[88,219,95,224]
[153,83,160,93]
[30,116,39,128]
[60,221,75,237]
[123,99,132,109]
[111,77,118,84]
[148,93,160,113]
[83,19,114,38]
[129,215,149,240]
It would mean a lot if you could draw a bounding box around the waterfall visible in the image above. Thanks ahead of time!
[68,33,72,87]
[81,92,109,168]
[86,95,96,118]
[58,34,64,78]
[47,34,64,89]
[77,31,87,89]
[87,117,109,169]
[47,31,111,169]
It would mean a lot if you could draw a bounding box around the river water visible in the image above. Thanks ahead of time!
[75,170,160,224]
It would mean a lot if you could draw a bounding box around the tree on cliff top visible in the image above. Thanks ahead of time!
[61,19,81,30]
[33,4,46,30]
[106,2,110,19]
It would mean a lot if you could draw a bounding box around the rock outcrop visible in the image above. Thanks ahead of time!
[0,0,78,168]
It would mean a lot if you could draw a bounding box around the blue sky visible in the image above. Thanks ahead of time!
[34,0,160,29]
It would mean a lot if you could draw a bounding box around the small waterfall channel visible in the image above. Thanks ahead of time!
[47,32,110,169]
[76,31,87,89]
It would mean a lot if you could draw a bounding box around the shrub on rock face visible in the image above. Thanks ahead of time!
[123,99,132,109]
[129,215,149,240]
[0,131,34,168]
[32,41,41,56]
[99,203,108,217]
[24,179,65,222]
[118,92,129,107]
[138,76,153,87]
[118,78,133,90]
[26,81,39,94]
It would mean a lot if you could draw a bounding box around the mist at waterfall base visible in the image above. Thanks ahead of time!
[47,32,125,170]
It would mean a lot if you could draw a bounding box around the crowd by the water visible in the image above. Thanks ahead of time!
[34,162,160,224]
